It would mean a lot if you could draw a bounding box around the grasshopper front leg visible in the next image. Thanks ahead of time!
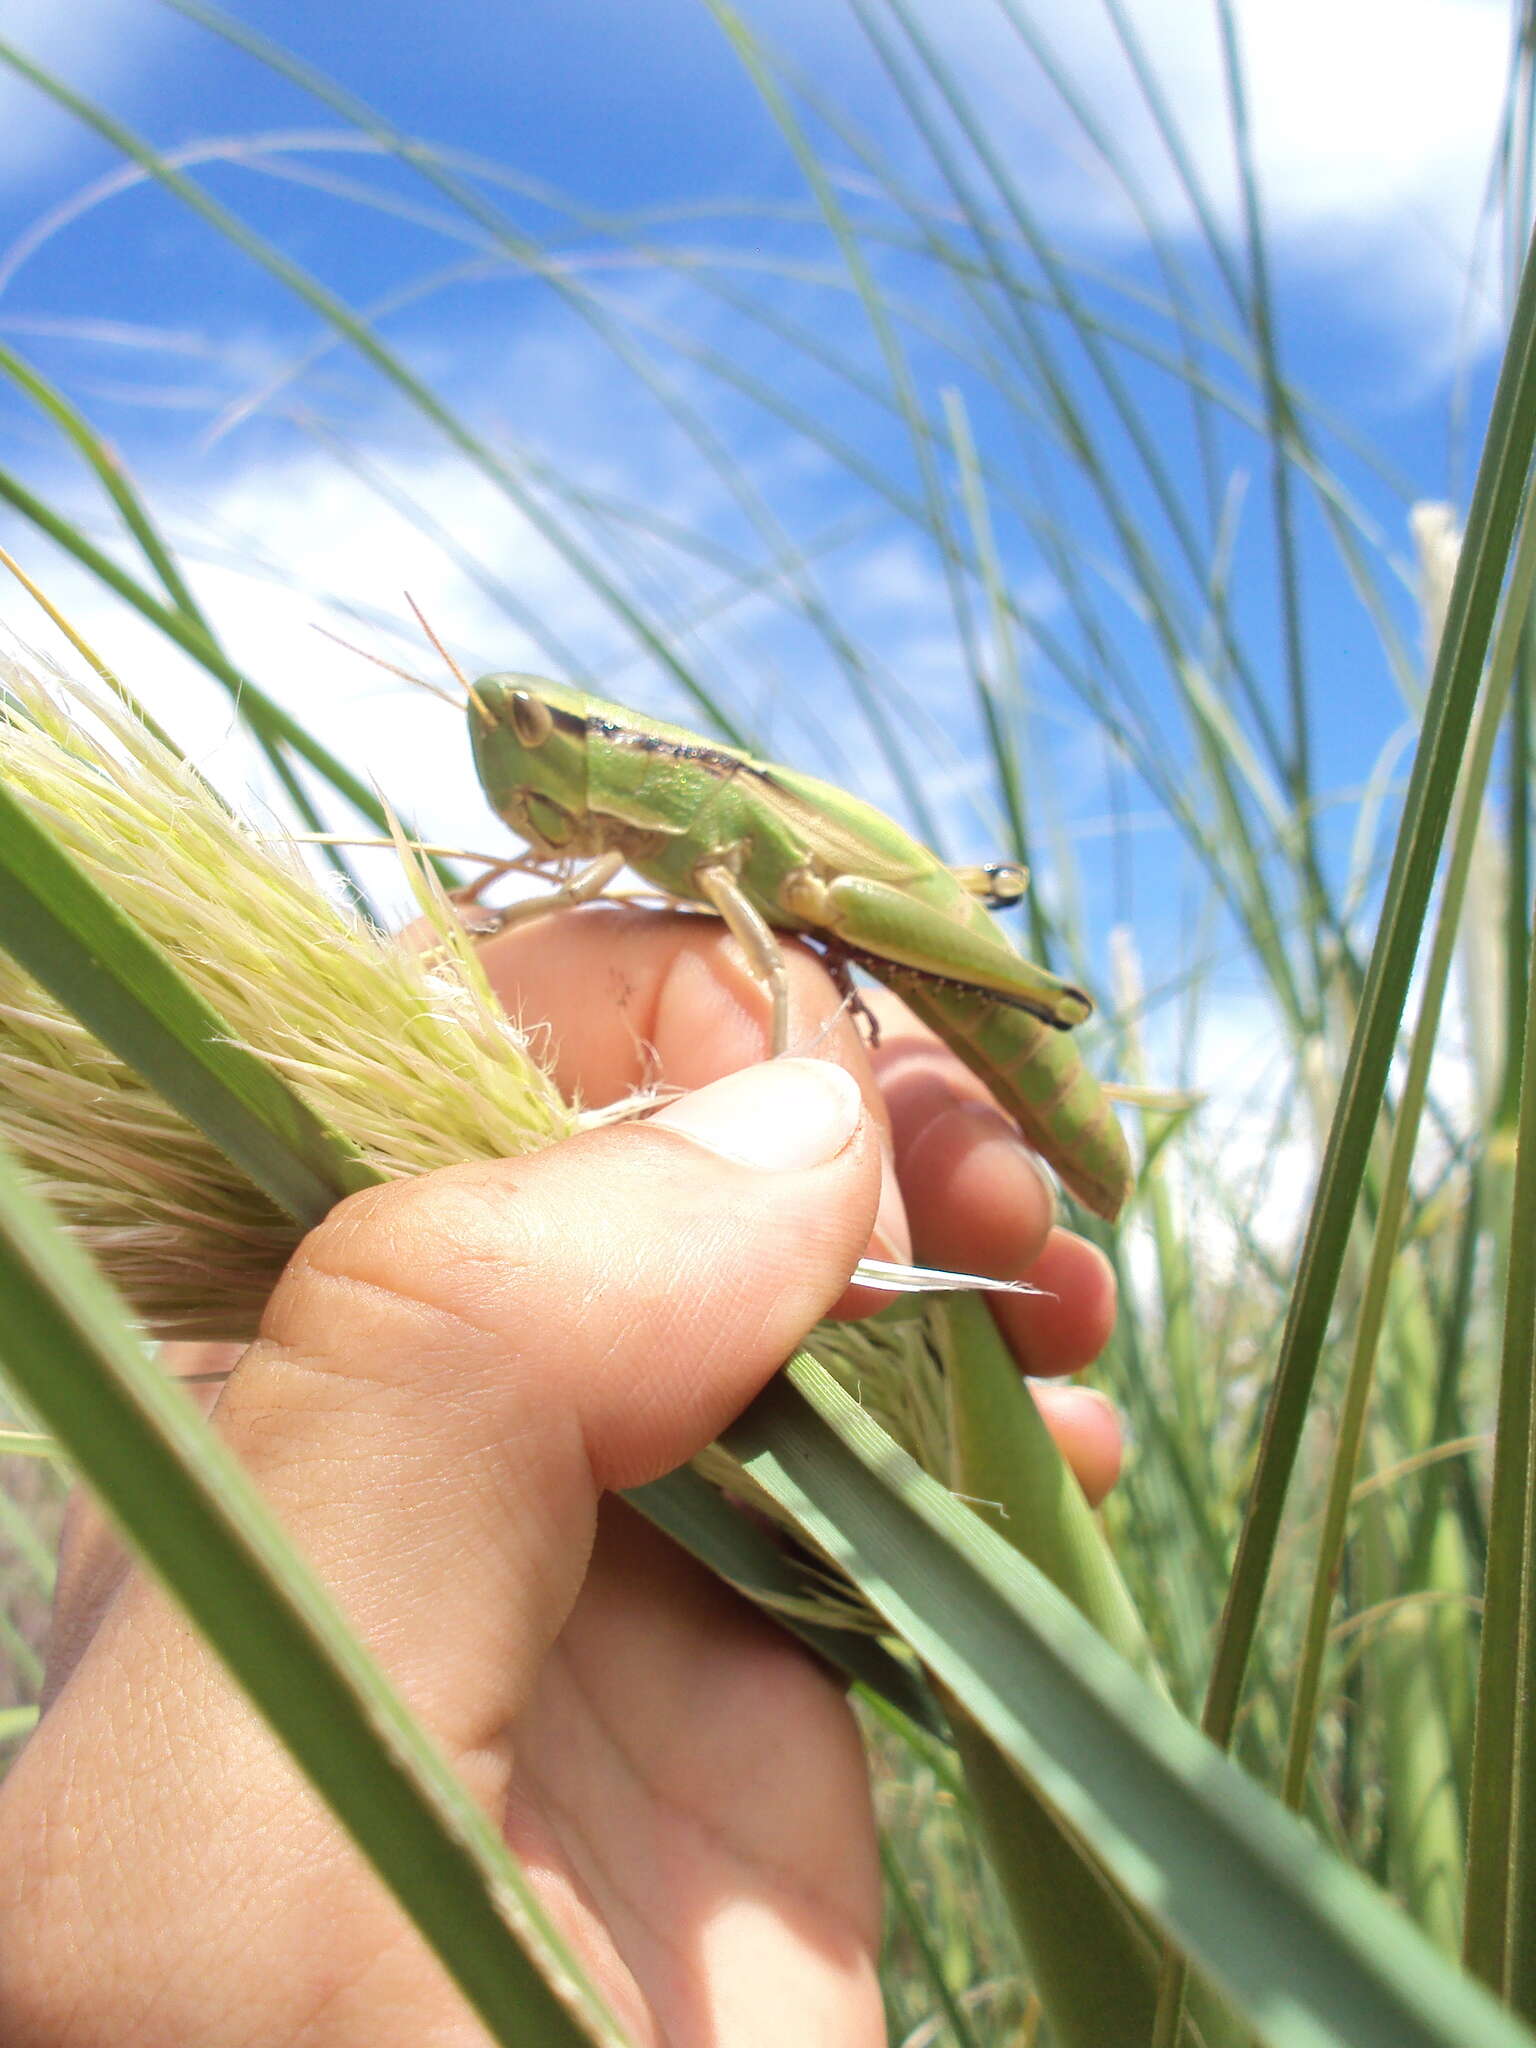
[696,862,792,1055]
[473,849,626,935]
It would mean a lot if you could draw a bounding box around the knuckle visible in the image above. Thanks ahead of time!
[260,1166,539,1359]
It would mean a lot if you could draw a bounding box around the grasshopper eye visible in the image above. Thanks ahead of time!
[509,690,554,747]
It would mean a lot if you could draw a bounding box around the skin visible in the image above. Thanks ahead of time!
[0,906,1120,2048]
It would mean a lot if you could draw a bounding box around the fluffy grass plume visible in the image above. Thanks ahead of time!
[0,656,575,1338]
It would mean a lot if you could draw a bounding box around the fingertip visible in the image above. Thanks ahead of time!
[991,1230,1117,1377]
[1031,1382,1123,1507]
[896,1101,1057,1277]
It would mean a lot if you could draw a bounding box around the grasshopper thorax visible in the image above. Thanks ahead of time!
[469,672,601,856]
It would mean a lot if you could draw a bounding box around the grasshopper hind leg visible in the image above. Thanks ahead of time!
[950,860,1029,909]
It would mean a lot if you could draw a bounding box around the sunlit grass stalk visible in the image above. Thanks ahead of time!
[1155,223,1536,2042]
[1282,482,1536,1830]
[1465,849,1536,2002]
[1200,217,1536,1754]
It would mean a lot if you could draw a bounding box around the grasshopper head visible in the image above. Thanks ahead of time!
[469,672,597,854]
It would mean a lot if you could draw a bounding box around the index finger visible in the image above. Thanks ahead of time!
[475,901,916,1295]
[476,900,881,1112]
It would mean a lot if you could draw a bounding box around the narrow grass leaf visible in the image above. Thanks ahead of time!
[624,1465,944,1735]
[936,1293,1164,2044]
[877,1830,987,2048]
[1200,220,1536,1760]
[1466,874,1536,1997]
[0,456,418,850]
[0,778,377,1225]
[1286,481,1536,1822]
[724,1355,1536,2048]
[0,1704,39,1746]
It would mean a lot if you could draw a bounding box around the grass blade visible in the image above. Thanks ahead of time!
[0,455,421,848]
[725,1355,1536,2048]
[1200,220,1536,1759]
[1465,848,1536,1997]
[623,1464,945,1736]
[936,1292,1164,2043]
[0,777,375,1225]
[1285,482,1536,1822]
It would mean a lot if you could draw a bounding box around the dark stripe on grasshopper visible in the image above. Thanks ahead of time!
[542,701,748,778]
[588,715,753,779]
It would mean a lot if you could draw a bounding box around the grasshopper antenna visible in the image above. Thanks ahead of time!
[405,592,491,726]
[310,624,461,708]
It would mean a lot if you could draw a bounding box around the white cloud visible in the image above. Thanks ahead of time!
[772,0,1510,351]
[0,0,176,192]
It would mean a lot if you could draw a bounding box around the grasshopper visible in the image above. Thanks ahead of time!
[468,674,1132,1221]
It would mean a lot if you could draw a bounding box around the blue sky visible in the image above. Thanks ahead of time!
[0,0,1518,1115]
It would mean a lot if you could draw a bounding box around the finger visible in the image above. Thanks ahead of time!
[990,1231,1118,1378]
[1030,1383,1122,1508]
[61,1058,880,1752]
[859,987,1057,1275]
[479,902,870,1108]
[480,903,915,1283]
[856,989,1123,1506]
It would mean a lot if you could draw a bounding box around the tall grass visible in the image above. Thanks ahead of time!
[1,3,1534,2043]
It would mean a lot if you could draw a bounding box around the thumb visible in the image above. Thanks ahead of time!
[121,1057,876,1744]
[5,1059,877,2041]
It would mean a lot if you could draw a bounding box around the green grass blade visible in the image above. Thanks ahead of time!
[0,1140,625,2047]
[877,1829,988,2048]
[1096,0,1246,313]
[0,1704,39,1746]
[1284,478,1536,1818]
[943,1701,1160,2046]
[1503,616,1533,1130]
[936,1293,1165,2043]
[0,778,376,1225]
[623,1465,945,1736]
[1199,221,1536,1758]
[942,391,1047,956]
[0,1428,59,1459]
[0,342,380,912]
[0,339,209,625]
[1465,876,1536,1997]
[1212,0,1310,798]
[725,1355,1536,2048]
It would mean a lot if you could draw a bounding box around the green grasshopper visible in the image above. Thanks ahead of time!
[467,674,1132,1221]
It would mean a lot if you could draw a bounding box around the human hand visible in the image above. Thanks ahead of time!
[0,906,1120,2046]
